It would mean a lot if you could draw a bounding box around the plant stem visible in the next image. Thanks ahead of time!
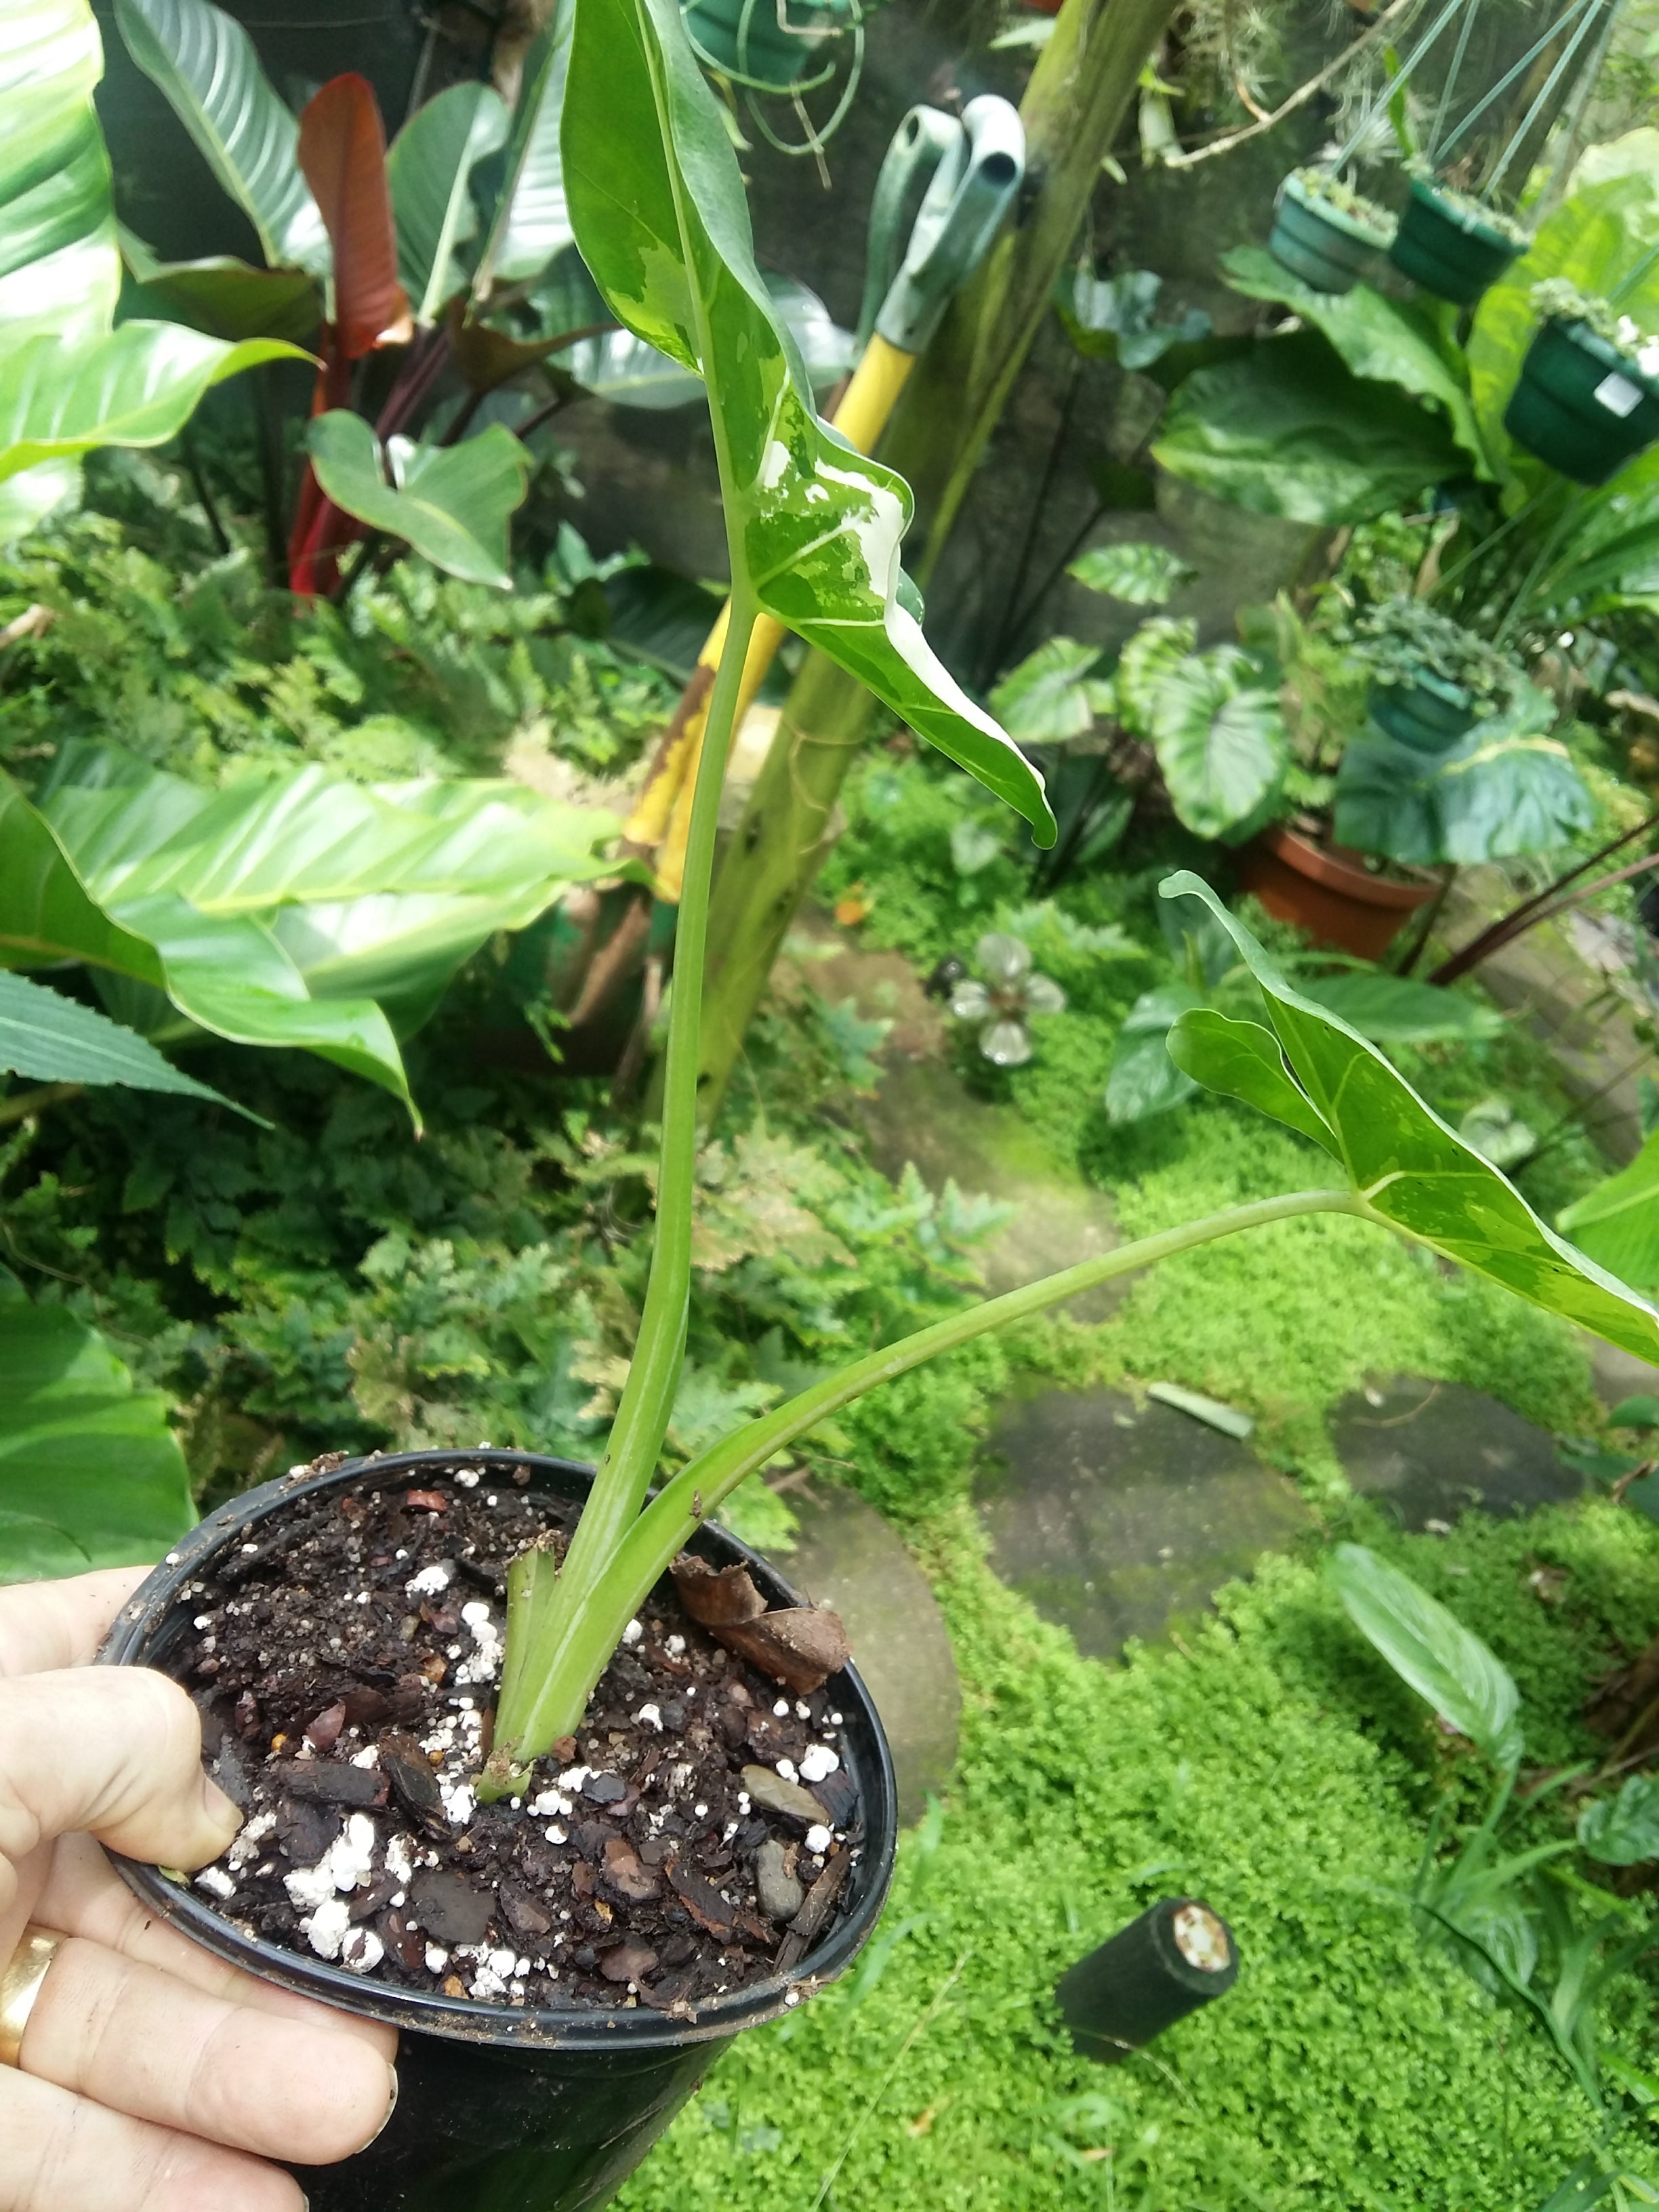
[1430,811,1659,986]
[0,1082,83,1128]
[510,1186,1366,1749]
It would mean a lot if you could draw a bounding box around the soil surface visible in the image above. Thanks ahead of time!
[165,1458,865,2018]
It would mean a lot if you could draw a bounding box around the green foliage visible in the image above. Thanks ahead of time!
[304,413,529,590]
[1066,541,1193,605]
[1580,1776,1659,1867]
[1561,1133,1659,1293]
[1348,594,1524,714]
[0,971,246,1112]
[1334,703,1599,865]
[1329,1540,1525,1766]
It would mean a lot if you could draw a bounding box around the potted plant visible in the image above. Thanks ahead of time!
[1388,172,1530,308]
[1268,169,1397,295]
[1348,596,1525,755]
[1504,279,1659,485]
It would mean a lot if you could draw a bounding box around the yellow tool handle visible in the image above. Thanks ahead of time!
[642,335,920,900]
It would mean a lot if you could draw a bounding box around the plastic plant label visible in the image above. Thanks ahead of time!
[1593,371,1644,419]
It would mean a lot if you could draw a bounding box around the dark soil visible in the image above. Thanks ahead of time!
[164,1457,865,2018]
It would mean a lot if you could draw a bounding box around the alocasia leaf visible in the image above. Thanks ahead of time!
[1328,1542,1524,1768]
[1334,696,1594,865]
[1160,871,1659,1362]
[387,81,509,323]
[1145,644,1287,839]
[559,0,1053,844]
[297,75,410,359]
[1578,1774,1659,1866]
[1068,541,1194,605]
[305,412,529,588]
[1104,983,1203,1122]
[988,637,1104,743]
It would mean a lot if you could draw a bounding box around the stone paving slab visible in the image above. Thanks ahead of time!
[1330,1374,1582,1531]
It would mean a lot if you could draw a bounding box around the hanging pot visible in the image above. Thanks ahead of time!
[682,0,850,90]
[1235,821,1436,960]
[1504,316,1659,485]
[97,1448,899,2212]
[1388,180,1525,308]
[1267,173,1393,295]
[1366,670,1477,754]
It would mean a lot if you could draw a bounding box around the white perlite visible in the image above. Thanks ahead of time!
[622,1618,644,1646]
[228,1811,275,1870]
[804,1824,832,1855]
[456,1599,503,1685]
[194,1865,236,1900]
[798,1744,840,1783]
[635,1703,662,1732]
[300,1896,354,1961]
[340,1927,384,1974]
[405,1561,453,1596]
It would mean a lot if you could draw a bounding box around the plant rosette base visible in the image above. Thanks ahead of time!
[1504,316,1659,486]
[1234,819,1435,960]
[1268,173,1394,295]
[1388,180,1525,308]
[98,1449,897,2212]
[682,0,850,91]
[1366,670,1477,755]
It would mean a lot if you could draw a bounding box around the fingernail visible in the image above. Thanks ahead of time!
[365,2065,400,2148]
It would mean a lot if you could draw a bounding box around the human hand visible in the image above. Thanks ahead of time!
[0,1568,398,2211]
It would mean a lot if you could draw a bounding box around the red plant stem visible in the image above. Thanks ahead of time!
[1431,810,1659,986]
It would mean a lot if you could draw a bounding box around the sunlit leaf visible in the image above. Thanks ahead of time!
[297,75,410,358]
[1328,1542,1524,1767]
[0,970,248,1113]
[0,0,120,348]
[386,81,508,325]
[305,412,529,588]
[1559,1132,1659,1292]
[481,5,576,288]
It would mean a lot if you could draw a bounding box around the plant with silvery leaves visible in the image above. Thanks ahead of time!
[947,932,1067,1067]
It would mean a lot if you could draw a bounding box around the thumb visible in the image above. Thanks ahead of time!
[0,1668,240,1909]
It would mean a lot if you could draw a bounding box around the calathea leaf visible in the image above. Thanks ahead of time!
[1068,542,1194,605]
[305,413,529,588]
[0,970,251,1114]
[1328,1543,1523,1768]
[113,0,330,277]
[560,0,1054,844]
[1160,871,1659,1362]
[989,637,1105,743]
[1144,643,1287,839]
[387,81,509,324]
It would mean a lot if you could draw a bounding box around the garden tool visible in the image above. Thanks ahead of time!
[623,92,1026,904]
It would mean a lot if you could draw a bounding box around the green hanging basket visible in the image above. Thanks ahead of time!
[1367,670,1477,754]
[1388,180,1525,308]
[1268,173,1395,295]
[682,0,852,91]
[1504,316,1659,485]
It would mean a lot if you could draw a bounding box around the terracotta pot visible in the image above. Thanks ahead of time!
[1235,823,1435,960]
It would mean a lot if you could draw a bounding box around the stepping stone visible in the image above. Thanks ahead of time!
[1331,1374,1582,1531]
[760,1489,960,1826]
[976,1387,1312,1660]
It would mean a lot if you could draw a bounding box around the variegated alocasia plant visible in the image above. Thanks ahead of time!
[481,0,1659,1792]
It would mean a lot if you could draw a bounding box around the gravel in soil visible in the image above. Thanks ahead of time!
[168,1460,865,2017]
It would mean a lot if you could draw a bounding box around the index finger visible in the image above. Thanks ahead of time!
[0,1568,151,1679]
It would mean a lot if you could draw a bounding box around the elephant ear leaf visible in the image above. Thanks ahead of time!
[560,0,1053,844]
[1159,870,1659,1363]
[1166,1007,1337,1153]
[1328,1543,1524,1769]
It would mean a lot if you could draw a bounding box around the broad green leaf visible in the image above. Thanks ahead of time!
[1160,871,1659,1363]
[1559,1132,1659,1291]
[1105,983,1204,1122]
[0,0,119,347]
[0,322,304,486]
[1578,1774,1659,1866]
[0,969,247,1112]
[1056,265,1214,373]
[119,234,321,343]
[556,269,855,408]
[1328,1542,1524,1767]
[1334,698,1593,866]
[1223,246,1489,476]
[305,412,529,589]
[1608,1393,1659,1429]
[1165,1008,1337,1152]
[113,0,329,276]
[387,81,508,324]
[560,0,1054,844]
[481,5,576,288]
[1068,541,1193,605]
[1144,644,1287,839]
[989,636,1102,743]
[0,1271,193,1580]
[1113,615,1197,731]
[1153,331,1462,526]
[1293,972,1505,1044]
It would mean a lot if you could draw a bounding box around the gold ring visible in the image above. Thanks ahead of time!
[0,1928,61,2068]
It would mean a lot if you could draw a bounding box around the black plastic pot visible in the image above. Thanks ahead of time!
[1366,670,1477,754]
[1387,180,1524,308]
[1268,174,1393,295]
[97,1449,899,2212]
[1504,316,1659,485]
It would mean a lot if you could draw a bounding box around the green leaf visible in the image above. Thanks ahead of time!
[1609,1393,1659,1430]
[387,81,509,324]
[0,1272,193,1580]
[1105,983,1204,1122]
[1144,643,1287,839]
[0,0,120,348]
[481,5,576,288]
[1165,1008,1338,1152]
[0,322,304,487]
[1112,615,1197,732]
[305,413,529,589]
[988,636,1102,743]
[119,234,321,344]
[1223,246,1488,475]
[1159,870,1659,1364]
[1578,1774,1659,1866]
[1067,541,1194,605]
[1328,1542,1524,1767]
[1153,331,1462,526]
[113,0,329,276]
[1559,1132,1659,1292]
[1334,697,1593,866]
[560,0,1054,845]
[0,970,249,1112]
[558,270,853,409]
[1292,972,1505,1044]
[1056,266,1213,373]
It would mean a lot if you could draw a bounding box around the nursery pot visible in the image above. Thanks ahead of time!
[1503,317,1659,486]
[1235,821,1435,960]
[1387,180,1523,308]
[682,0,847,88]
[1366,670,1477,754]
[97,1448,899,2212]
[1267,174,1392,295]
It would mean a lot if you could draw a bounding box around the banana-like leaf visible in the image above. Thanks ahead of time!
[305,412,529,588]
[0,1270,194,1580]
[388,81,509,325]
[113,0,329,277]
[0,0,119,347]
[988,636,1104,743]
[1161,871,1659,1361]
[480,7,577,289]
[119,231,321,344]
[1068,541,1193,605]
[1145,643,1287,839]
[1334,697,1593,866]
[0,969,248,1112]
[1328,1542,1524,1768]
[297,75,409,359]
[1559,1132,1659,1292]
[561,0,1053,844]
[0,322,304,486]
